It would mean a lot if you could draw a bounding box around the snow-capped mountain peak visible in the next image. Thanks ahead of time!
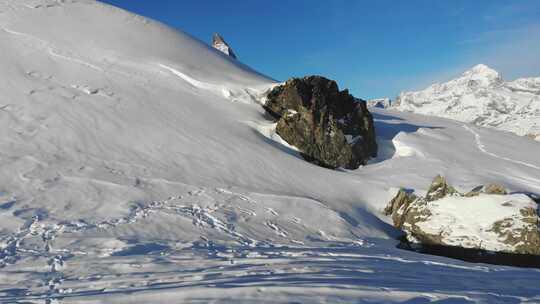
[460,64,502,87]
[394,65,540,140]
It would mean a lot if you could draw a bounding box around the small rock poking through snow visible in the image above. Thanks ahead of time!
[212,33,237,59]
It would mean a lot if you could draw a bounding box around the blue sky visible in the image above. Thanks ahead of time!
[100,0,540,99]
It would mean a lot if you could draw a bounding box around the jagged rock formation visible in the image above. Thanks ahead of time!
[212,33,237,59]
[367,98,392,108]
[393,64,540,140]
[385,176,540,257]
[465,184,508,196]
[264,76,377,169]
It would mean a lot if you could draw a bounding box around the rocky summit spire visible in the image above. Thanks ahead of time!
[212,33,237,59]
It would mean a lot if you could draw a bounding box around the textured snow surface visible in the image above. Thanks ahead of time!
[395,64,540,140]
[1,1,540,303]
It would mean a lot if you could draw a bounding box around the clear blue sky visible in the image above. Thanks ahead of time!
[100,0,540,99]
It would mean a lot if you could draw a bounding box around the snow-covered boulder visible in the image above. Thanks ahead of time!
[264,76,377,169]
[212,33,237,59]
[385,176,540,256]
[394,64,540,140]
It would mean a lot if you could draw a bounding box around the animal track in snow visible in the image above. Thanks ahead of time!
[289,217,302,225]
[236,207,256,217]
[265,221,288,238]
[265,208,279,216]
[164,204,255,246]
[215,188,257,204]
[71,84,99,95]
[188,189,205,196]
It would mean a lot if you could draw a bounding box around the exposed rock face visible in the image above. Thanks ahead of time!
[425,175,458,201]
[212,33,237,59]
[465,183,508,197]
[383,189,417,229]
[386,176,540,257]
[367,98,392,109]
[264,76,377,169]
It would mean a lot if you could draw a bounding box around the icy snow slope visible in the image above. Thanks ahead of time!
[1,0,540,303]
[395,64,540,140]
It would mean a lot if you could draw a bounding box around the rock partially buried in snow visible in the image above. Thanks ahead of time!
[212,33,237,59]
[383,188,417,229]
[264,76,377,169]
[425,175,458,202]
[386,176,540,258]
[465,183,508,197]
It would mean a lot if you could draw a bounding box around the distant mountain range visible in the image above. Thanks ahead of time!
[370,64,540,140]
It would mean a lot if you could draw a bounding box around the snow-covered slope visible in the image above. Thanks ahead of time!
[1,1,540,303]
[395,64,540,140]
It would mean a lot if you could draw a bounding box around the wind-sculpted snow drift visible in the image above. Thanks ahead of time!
[2,0,540,303]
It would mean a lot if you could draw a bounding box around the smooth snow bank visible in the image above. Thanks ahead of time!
[416,194,536,252]
[394,64,540,139]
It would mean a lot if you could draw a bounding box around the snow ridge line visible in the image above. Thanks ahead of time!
[463,124,540,170]
[159,63,219,91]
[49,48,104,72]
[158,63,267,104]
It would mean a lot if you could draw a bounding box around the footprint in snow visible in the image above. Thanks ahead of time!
[265,221,288,238]
[188,189,205,196]
[289,217,302,225]
[71,84,99,95]
[265,208,279,216]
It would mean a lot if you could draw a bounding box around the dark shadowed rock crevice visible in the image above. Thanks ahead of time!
[264,76,377,169]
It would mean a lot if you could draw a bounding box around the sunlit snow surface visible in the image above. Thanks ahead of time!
[1,1,540,303]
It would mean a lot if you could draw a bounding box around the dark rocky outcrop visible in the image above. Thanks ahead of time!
[465,183,508,197]
[212,33,237,59]
[264,76,377,169]
[529,193,540,204]
[383,189,417,229]
[385,176,540,267]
